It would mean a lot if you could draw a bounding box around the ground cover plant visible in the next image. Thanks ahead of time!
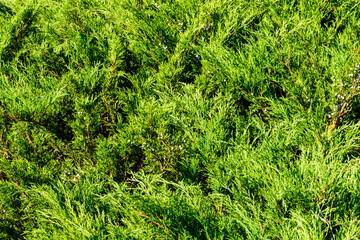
[1,0,360,239]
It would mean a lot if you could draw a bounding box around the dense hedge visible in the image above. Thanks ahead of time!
[1,0,360,239]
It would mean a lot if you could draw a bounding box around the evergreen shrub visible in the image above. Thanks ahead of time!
[1,0,360,239]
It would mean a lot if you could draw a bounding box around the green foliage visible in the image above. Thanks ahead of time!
[1,0,360,239]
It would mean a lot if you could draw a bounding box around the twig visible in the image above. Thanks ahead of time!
[136,211,169,231]
[0,70,23,88]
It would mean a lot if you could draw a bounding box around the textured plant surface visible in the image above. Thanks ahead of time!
[1,0,360,239]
